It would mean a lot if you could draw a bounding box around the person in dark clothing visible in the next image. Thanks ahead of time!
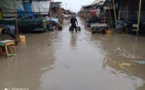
[70,16,78,32]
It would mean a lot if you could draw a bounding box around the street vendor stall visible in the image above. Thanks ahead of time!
[50,2,63,23]
[0,0,52,34]
[91,23,108,33]
[111,0,145,35]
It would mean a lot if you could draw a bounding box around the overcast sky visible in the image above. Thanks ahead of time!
[54,0,95,12]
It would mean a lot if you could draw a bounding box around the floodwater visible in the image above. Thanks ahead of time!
[0,18,145,90]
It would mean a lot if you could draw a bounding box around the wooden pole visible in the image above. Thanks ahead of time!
[109,9,112,27]
[0,8,3,19]
[14,0,19,43]
[59,7,63,23]
[112,0,117,25]
[137,0,142,36]
[126,0,129,20]
[108,3,113,27]
[49,0,52,21]
[118,2,121,19]
[59,8,63,23]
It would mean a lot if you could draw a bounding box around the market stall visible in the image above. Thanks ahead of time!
[0,0,51,34]
[111,0,145,35]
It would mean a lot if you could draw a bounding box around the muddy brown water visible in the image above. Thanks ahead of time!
[0,18,145,90]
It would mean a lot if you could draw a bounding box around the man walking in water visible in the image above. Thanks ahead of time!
[70,15,78,32]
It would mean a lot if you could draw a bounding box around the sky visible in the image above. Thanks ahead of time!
[54,0,95,12]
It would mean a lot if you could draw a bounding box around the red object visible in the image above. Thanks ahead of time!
[91,10,96,16]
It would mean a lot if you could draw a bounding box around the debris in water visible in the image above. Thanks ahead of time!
[134,60,145,65]
[40,67,49,71]
[114,47,142,59]
[120,62,131,66]
[119,62,131,71]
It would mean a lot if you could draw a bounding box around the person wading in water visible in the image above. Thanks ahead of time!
[70,15,78,32]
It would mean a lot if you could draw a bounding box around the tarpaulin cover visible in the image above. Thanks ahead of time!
[32,1,50,14]
[51,2,60,8]
[0,34,14,41]
[0,0,50,16]
[0,0,24,16]
[0,23,16,38]
[45,17,59,23]
[18,19,44,33]
[0,19,44,33]
[0,0,14,13]
[23,2,34,17]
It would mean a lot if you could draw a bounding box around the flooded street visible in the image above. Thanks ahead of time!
[0,18,145,90]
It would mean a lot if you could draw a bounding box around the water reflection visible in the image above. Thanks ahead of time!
[70,33,77,48]
[0,32,56,90]
[90,34,145,90]
[0,18,145,90]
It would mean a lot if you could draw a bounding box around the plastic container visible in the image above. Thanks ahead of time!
[19,35,26,43]
[106,30,112,35]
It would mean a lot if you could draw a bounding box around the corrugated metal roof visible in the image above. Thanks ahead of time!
[98,1,105,6]
[91,0,105,5]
